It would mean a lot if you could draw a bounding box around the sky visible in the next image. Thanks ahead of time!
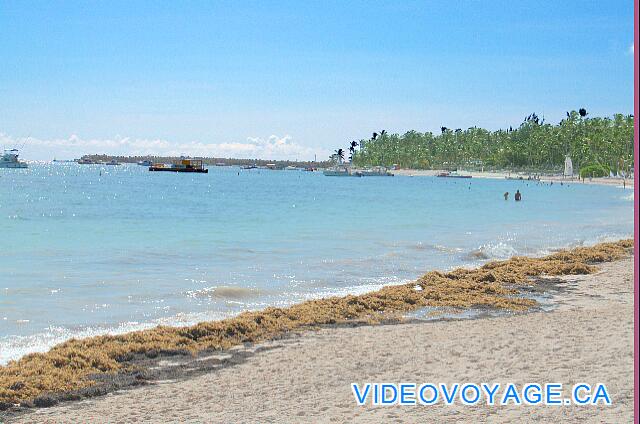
[0,0,635,161]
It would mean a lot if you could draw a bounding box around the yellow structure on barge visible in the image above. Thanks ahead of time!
[149,158,208,173]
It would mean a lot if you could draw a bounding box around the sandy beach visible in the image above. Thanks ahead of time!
[393,168,635,188]
[8,255,633,423]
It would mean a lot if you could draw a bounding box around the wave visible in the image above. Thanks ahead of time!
[261,278,411,308]
[1,277,408,365]
[0,309,236,365]
[406,241,464,254]
[0,321,156,365]
[431,244,465,254]
[467,242,518,260]
[468,233,633,261]
[185,285,261,300]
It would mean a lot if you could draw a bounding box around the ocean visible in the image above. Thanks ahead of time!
[0,164,634,363]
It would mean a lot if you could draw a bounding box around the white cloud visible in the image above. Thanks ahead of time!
[0,133,330,161]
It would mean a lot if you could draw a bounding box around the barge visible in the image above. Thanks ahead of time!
[149,158,208,173]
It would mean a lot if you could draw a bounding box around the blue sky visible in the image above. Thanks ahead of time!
[0,1,634,160]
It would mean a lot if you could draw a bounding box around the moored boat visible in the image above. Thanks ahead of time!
[0,149,28,168]
[149,157,208,173]
[323,166,362,177]
[357,166,394,177]
[436,171,472,178]
[323,151,362,176]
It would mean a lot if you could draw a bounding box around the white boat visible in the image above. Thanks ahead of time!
[358,166,394,177]
[323,166,361,177]
[438,171,471,179]
[0,149,28,168]
[323,153,362,176]
[104,159,121,166]
[137,160,153,166]
[323,165,392,177]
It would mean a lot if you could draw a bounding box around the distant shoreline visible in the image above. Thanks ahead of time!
[27,159,636,188]
[393,168,635,188]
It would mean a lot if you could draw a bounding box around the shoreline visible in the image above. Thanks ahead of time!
[393,168,635,188]
[0,239,633,419]
[7,255,634,422]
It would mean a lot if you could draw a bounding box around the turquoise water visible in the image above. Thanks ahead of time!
[0,164,633,363]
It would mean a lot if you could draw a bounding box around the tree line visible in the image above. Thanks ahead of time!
[349,110,634,173]
[82,154,329,168]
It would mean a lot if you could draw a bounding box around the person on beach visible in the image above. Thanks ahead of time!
[515,190,522,201]
[504,192,509,200]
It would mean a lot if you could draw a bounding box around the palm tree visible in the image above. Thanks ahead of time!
[372,132,378,140]
[579,108,587,117]
[335,148,344,160]
[352,112,632,172]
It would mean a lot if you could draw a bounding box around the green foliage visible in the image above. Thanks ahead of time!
[351,112,634,172]
[579,164,610,178]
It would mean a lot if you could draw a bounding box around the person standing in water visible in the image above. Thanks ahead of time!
[503,192,509,200]
[515,190,522,201]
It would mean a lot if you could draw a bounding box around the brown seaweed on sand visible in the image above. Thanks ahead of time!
[0,239,632,405]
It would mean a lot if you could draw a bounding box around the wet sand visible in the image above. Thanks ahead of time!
[13,257,633,423]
